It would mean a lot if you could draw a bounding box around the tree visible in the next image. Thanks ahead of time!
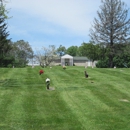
[0,1,9,19]
[12,40,33,67]
[79,42,100,67]
[89,0,130,68]
[56,45,66,57]
[0,1,11,67]
[79,42,88,56]
[66,46,79,56]
[35,45,56,67]
[113,43,130,67]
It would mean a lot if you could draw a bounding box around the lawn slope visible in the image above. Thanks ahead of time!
[0,66,130,130]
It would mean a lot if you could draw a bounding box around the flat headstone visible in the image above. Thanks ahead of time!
[46,87,55,91]
[119,99,129,102]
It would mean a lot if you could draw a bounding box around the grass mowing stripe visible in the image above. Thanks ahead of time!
[0,66,130,129]
[61,83,130,130]
[6,90,26,130]
[0,68,26,129]
[47,66,130,129]
[10,67,83,129]
[61,89,112,130]
[92,68,130,81]
[31,67,84,129]
[0,90,15,129]
[23,90,83,129]
[44,67,100,129]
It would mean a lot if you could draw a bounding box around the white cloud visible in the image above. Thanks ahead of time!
[7,0,101,35]
[7,0,130,34]
[6,0,130,49]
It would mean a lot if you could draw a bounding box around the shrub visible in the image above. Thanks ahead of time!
[113,55,130,68]
[127,62,130,68]
[96,58,109,68]
[7,64,12,68]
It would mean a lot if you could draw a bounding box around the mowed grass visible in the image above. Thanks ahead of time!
[0,66,130,130]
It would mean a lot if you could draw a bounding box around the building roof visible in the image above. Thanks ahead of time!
[61,54,73,59]
[53,56,89,61]
[73,56,89,61]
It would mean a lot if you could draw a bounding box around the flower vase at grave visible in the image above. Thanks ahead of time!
[46,78,50,90]
[46,81,50,89]
[63,66,66,70]
[39,70,44,75]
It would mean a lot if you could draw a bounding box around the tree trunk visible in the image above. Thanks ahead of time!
[109,55,114,68]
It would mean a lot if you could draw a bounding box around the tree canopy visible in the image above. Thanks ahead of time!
[66,46,79,56]
[35,45,56,67]
[12,40,33,67]
[56,45,66,56]
[0,1,11,67]
[89,0,130,67]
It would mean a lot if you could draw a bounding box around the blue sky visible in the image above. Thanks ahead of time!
[6,0,130,50]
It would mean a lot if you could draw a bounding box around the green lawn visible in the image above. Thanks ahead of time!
[0,66,130,130]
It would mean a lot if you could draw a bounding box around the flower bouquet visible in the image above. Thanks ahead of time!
[63,66,66,69]
[39,70,44,75]
[46,78,50,89]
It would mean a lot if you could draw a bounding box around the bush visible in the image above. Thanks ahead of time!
[7,64,12,68]
[127,62,130,68]
[1,57,15,67]
[96,58,109,68]
[113,55,130,68]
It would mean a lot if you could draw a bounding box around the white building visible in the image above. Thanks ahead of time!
[61,54,73,66]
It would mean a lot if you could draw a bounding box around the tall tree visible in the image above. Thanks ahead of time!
[89,0,130,68]
[56,45,66,57]
[12,40,33,67]
[0,1,11,66]
[79,42,88,56]
[79,42,100,67]
[0,0,9,19]
[66,46,79,56]
[35,45,56,67]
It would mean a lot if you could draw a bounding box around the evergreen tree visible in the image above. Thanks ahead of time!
[90,0,130,68]
[0,1,11,66]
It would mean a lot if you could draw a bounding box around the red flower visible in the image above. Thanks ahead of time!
[39,70,44,75]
